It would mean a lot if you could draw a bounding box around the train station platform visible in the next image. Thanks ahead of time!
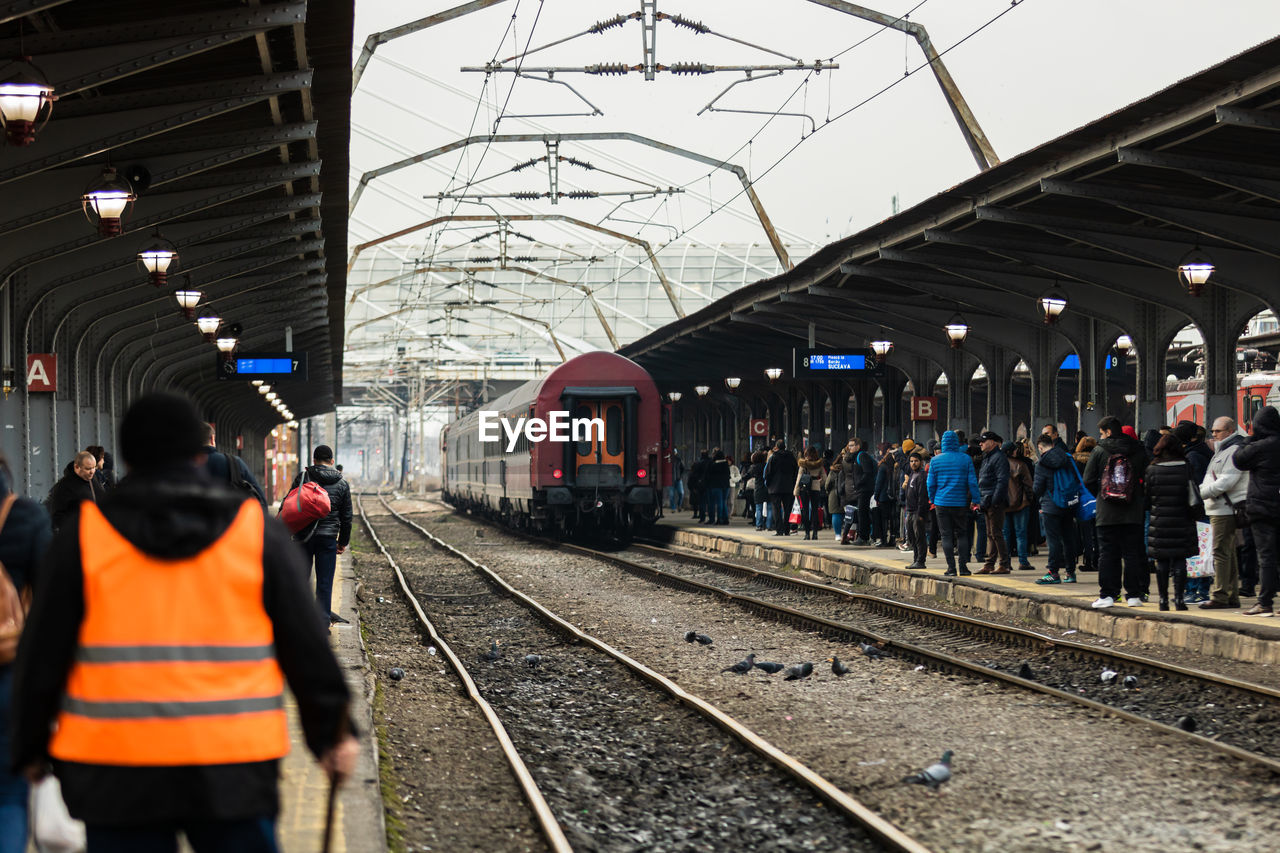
[278,553,386,853]
[653,512,1280,667]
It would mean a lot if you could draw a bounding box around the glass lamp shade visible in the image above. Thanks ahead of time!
[0,58,56,146]
[1177,248,1214,296]
[138,239,178,286]
[287,420,298,429]
[1115,334,1133,354]
[174,290,201,320]
[724,376,741,390]
[764,367,783,382]
[196,315,221,341]
[1124,393,1137,404]
[215,337,237,354]
[1038,289,1068,324]
[251,380,264,387]
[694,384,710,397]
[667,391,682,402]
[82,167,136,237]
[870,340,894,361]
[258,384,271,395]
[944,313,969,348]
[266,391,278,402]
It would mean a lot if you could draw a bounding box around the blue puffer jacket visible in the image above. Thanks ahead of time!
[927,431,982,508]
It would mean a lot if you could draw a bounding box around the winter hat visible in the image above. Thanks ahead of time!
[313,444,335,462]
[120,393,206,471]
[1121,425,1138,440]
[1173,420,1198,444]
[901,439,916,453]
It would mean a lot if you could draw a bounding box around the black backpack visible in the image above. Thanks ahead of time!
[226,455,264,505]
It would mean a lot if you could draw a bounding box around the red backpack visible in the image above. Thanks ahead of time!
[278,471,331,534]
[1099,453,1136,504]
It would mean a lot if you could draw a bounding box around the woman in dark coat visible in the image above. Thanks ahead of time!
[748,451,768,530]
[1145,434,1199,610]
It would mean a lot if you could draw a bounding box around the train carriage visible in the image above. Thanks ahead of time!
[442,351,666,536]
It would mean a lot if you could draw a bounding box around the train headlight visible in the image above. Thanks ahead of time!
[636,468,647,479]
[552,468,563,480]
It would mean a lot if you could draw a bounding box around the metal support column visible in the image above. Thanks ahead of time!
[984,347,1012,438]
[944,348,971,435]
[1031,329,1057,438]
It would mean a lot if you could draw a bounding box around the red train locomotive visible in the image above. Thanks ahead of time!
[442,351,669,536]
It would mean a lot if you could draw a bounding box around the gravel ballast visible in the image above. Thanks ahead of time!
[407,501,1280,853]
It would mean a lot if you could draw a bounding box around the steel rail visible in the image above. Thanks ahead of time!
[630,542,1280,701]
[545,537,1280,777]
[375,495,933,853]
[355,495,573,853]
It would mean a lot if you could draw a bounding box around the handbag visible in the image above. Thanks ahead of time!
[278,470,332,534]
[30,776,86,853]
[1222,492,1251,529]
[1072,466,1096,522]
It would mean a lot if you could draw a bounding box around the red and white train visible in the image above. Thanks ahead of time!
[1165,372,1280,431]
[442,351,669,536]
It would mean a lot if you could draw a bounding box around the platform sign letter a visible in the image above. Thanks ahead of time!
[26,354,56,392]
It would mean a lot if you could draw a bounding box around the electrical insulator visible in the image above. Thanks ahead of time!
[565,190,597,199]
[669,62,712,75]
[588,63,631,76]
[561,156,594,170]
[510,158,539,172]
[588,14,629,34]
[511,191,541,199]
[665,14,709,33]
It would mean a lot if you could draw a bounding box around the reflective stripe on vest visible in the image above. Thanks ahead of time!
[50,500,289,767]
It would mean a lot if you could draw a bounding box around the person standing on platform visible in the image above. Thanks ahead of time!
[926,430,982,577]
[794,447,826,540]
[201,423,267,507]
[705,448,730,526]
[1145,434,1200,611]
[0,453,51,853]
[748,451,768,530]
[284,445,353,629]
[764,441,798,537]
[1003,441,1035,571]
[976,431,1012,574]
[1084,416,1149,609]
[825,456,844,541]
[838,438,876,545]
[1041,423,1070,454]
[11,393,358,853]
[45,451,100,534]
[667,448,685,512]
[688,450,709,523]
[1033,432,1078,585]
[85,446,116,495]
[903,452,930,569]
[1197,416,1248,609]
[1233,406,1280,617]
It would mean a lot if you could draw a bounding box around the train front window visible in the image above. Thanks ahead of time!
[574,404,594,457]
[605,404,622,456]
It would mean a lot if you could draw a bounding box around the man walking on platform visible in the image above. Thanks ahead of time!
[201,423,267,507]
[285,445,353,629]
[11,393,358,853]
[1083,416,1149,609]
[926,430,982,577]
[45,451,100,533]
[1233,406,1280,617]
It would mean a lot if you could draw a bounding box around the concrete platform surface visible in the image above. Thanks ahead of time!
[655,511,1280,667]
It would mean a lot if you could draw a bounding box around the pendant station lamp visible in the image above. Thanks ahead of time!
[694,384,710,398]
[667,391,682,402]
[1115,335,1133,355]
[0,56,55,146]
[870,339,894,362]
[764,367,783,383]
[1176,247,1214,296]
[137,229,179,287]
[196,314,221,342]
[944,313,969,348]
[82,166,136,237]
[724,377,741,391]
[1038,286,1068,324]
[215,335,238,361]
[257,384,271,395]
[174,276,201,320]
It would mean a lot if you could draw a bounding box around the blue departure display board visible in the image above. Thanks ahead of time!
[793,349,884,378]
[216,351,308,381]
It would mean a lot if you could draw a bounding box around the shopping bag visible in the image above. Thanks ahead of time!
[30,776,86,853]
[788,497,802,525]
[1186,521,1215,578]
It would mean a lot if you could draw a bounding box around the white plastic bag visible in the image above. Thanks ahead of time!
[30,776,86,853]
[869,496,878,510]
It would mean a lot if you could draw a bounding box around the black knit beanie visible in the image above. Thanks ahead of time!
[120,393,206,470]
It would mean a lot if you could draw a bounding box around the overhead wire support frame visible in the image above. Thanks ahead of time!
[462,61,837,75]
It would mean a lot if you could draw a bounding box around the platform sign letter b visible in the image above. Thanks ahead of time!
[911,396,937,421]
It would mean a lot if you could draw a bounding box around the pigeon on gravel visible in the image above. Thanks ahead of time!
[684,631,714,645]
[479,640,501,662]
[1100,668,1118,684]
[753,661,786,674]
[525,654,543,668]
[388,667,405,681]
[1177,714,1197,732]
[783,662,814,681]
[828,657,850,677]
[903,750,953,790]
[1123,675,1138,689]
[859,641,890,660]
[1017,662,1034,680]
[721,654,756,674]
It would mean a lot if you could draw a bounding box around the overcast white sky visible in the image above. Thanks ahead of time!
[349,0,1280,256]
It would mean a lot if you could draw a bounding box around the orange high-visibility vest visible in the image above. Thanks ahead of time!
[50,499,289,766]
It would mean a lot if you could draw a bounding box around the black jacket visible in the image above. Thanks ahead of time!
[11,466,351,825]
[977,447,1010,508]
[1183,439,1213,486]
[45,463,100,533]
[1145,460,1199,559]
[747,462,767,501]
[687,457,710,492]
[203,445,267,507]
[705,459,731,490]
[92,451,116,494]
[838,450,876,503]
[285,465,352,546]
[904,469,929,516]
[764,450,798,496]
[1083,433,1149,527]
[1234,405,1280,521]
[0,494,51,618]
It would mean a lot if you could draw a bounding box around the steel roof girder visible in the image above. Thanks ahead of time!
[0,0,69,23]
[55,70,315,120]
[1115,146,1280,185]
[167,161,323,193]
[1214,106,1280,131]
[1038,178,1280,222]
[49,3,308,98]
[0,2,307,59]
[0,92,309,185]
[972,205,1205,247]
[115,121,318,161]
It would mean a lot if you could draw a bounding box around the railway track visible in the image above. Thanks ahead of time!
[545,535,1280,776]
[358,494,932,853]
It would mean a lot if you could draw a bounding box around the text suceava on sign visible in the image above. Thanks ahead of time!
[479,411,605,452]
